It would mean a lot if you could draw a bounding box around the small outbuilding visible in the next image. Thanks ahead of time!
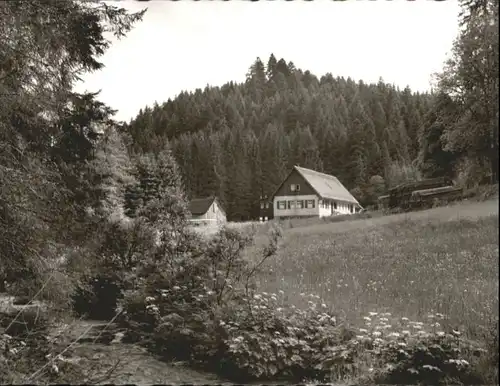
[188,196,227,226]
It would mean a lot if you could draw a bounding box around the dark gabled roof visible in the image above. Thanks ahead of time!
[188,196,225,216]
[272,165,361,206]
[188,196,215,215]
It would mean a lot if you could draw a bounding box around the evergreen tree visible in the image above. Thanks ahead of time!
[437,0,499,182]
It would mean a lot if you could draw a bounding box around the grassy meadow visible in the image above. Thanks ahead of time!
[247,199,499,339]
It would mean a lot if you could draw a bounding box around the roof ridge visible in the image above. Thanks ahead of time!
[295,165,339,180]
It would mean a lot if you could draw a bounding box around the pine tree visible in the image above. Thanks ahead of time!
[266,53,278,81]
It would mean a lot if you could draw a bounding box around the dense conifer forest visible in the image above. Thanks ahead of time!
[126,15,498,220]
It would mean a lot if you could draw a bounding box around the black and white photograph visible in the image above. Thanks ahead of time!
[0,0,498,384]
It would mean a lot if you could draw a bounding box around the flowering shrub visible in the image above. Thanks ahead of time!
[350,312,486,384]
[217,291,355,382]
[119,225,278,352]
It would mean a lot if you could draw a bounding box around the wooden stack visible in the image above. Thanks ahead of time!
[381,177,462,211]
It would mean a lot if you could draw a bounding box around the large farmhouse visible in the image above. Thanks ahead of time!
[260,166,362,220]
[188,196,227,226]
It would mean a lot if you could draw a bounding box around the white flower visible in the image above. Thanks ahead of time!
[372,331,382,337]
[452,329,461,336]
[401,317,409,321]
[437,331,445,337]
[388,332,400,338]
[321,303,327,308]
[172,286,180,290]
[359,328,368,333]
[380,317,389,322]
[368,312,378,316]
[363,316,371,321]
[402,330,411,335]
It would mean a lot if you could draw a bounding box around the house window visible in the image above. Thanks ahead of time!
[288,200,296,209]
[333,202,338,210]
[350,204,354,213]
[296,200,304,209]
[265,202,269,209]
[264,216,268,221]
[290,184,301,192]
[260,202,265,209]
[277,201,286,210]
[305,199,315,209]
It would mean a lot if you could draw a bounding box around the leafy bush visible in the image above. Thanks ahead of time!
[71,275,124,320]
[351,312,486,385]
[69,217,157,320]
[217,292,356,382]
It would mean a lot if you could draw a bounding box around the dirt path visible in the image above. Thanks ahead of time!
[0,297,226,385]
[48,320,228,385]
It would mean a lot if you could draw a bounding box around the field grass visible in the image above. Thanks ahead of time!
[247,199,499,340]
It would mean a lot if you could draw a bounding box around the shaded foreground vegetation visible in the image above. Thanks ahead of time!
[1,0,498,384]
[2,199,498,384]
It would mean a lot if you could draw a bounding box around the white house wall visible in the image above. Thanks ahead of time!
[319,201,330,217]
[214,202,227,223]
[336,201,354,215]
[274,195,357,219]
[273,195,319,219]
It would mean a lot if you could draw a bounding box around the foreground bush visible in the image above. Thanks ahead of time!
[351,312,489,385]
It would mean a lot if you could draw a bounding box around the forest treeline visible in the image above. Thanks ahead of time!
[125,0,498,221]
